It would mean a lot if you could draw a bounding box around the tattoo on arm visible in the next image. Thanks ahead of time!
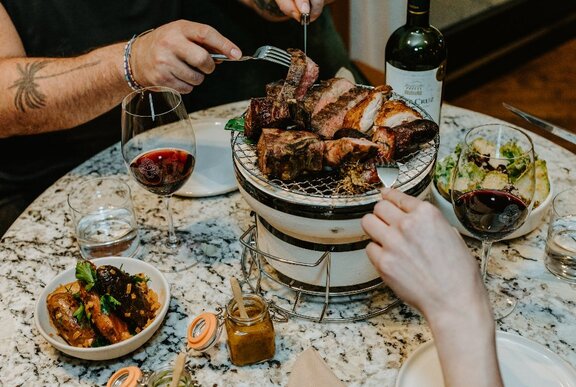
[251,0,285,17]
[8,60,100,112]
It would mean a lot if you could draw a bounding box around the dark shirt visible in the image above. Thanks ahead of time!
[0,0,364,235]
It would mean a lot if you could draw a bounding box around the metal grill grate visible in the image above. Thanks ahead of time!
[232,129,438,199]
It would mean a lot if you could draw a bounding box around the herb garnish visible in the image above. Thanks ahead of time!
[100,294,121,315]
[76,261,97,291]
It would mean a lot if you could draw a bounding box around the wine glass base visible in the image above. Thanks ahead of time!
[487,288,517,320]
[138,228,199,272]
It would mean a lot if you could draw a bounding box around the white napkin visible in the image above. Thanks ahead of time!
[287,347,346,387]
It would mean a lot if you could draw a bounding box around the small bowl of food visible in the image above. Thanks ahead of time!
[431,142,553,240]
[35,257,170,360]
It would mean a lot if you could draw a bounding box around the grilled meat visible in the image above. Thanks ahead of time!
[245,49,318,140]
[80,286,132,344]
[324,137,379,167]
[95,265,156,331]
[372,126,395,162]
[244,97,289,140]
[265,80,284,99]
[311,87,371,139]
[333,128,370,140]
[257,128,325,180]
[47,284,96,347]
[289,48,320,101]
[342,85,392,134]
[374,99,422,128]
[303,77,355,117]
[392,119,439,158]
[372,119,439,160]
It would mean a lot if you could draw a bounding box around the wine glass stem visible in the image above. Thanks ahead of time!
[480,240,493,282]
[165,195,179,246]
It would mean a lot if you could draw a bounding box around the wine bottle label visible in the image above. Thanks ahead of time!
[385,64,443,124]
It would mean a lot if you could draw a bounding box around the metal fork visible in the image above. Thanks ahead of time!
[376,161,401,188]
[210,45,292,67]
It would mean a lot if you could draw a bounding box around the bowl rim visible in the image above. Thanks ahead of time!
[34,257,170,356]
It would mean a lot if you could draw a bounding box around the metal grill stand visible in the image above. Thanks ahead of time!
[239,220,402,323]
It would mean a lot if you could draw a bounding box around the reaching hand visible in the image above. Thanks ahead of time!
[361,188,488,322]
[242,0,332,23]
[130,20,241,94]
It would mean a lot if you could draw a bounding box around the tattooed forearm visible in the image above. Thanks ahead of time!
[8,60,100,112]
[251,0,285,17]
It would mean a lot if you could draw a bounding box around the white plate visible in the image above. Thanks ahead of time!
[396,331,576,387]
[176,118,237,197]
[35,257,170,360]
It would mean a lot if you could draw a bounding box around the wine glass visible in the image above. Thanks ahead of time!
[451,124,535,319]
[121,86,196,269]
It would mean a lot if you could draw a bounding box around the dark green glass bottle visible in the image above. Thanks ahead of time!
[385,0,447,123]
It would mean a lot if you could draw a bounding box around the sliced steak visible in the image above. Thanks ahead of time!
[311,87,371,139]
[342,85,392,134]
[289,48,319,100]
[244,97,290,140]
[265,80,284,99]
[324,137,379,167]
[303,77,355,116]
[374,99,422,128]
[277,49,318,103]
[257,128,325,180]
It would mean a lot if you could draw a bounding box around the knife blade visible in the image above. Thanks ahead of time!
[301,13,309,55]
[502,102,576,145]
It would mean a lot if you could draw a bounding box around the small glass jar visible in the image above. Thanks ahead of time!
[225,293,275,366]
[107,365,195,387]
[187,293,276,366]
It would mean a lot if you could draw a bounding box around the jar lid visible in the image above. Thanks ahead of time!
[187,312,220,351]
[107,366,142,387]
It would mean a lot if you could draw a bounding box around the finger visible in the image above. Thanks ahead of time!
[274,0,300,20]
[380,187,422,213]
[182,22,242,60]
[174,42,216,75]
[361,213,391,245]
[309,0,324,21]
[168,59,206,86]
[294,0,310,15]
[373,199,408,226]
[365,242,385,270]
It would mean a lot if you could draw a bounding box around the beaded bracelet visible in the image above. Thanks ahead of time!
[123,29,154,91]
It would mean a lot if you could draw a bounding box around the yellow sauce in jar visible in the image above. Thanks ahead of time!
[225,294,275,366]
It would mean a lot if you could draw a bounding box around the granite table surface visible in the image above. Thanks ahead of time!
[0,102,574,386]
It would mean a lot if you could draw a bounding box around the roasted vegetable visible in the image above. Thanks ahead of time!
[481,171,509,190]
[434,144,460,200]
[515,159,550,206]
[452,161,486,193]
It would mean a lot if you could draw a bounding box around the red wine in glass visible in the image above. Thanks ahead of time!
[453,189,529,241]
[121,86,196,269]
[129,148,195,196]
[450,123,536,320]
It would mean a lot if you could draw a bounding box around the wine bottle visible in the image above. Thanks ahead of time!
[385,0,447,123]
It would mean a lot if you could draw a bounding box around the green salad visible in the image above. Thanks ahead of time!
[434,138,551,207]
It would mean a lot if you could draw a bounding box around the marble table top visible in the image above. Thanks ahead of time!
[0,102,574,386]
